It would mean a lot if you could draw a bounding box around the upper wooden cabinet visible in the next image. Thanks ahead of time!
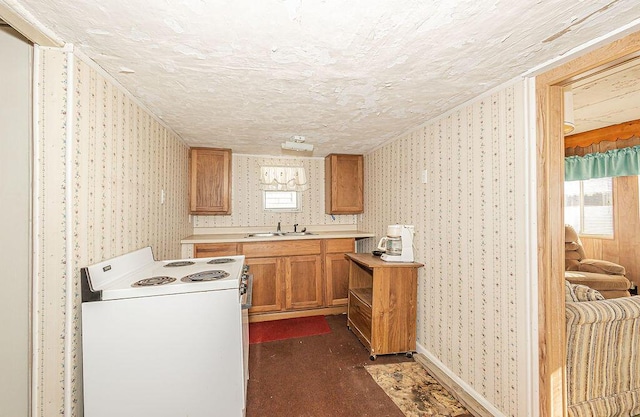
[189,148,232,215]
[325,153,364,214]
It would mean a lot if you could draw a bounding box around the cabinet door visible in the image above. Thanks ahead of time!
[325,154,363,214]
[325,253,350,306]
[285,255,323,310]
[189,148,231,214]
[246,257,283,314]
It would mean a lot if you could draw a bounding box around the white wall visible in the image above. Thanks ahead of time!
[192,154,358,230]
[33,47,191,417]
[360,80,534,416]
[0,26,32,417]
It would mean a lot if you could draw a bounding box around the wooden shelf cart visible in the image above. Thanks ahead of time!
[345,253,423,360]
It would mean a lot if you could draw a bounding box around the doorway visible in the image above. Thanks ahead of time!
[536,30,640,417]
[0,23,33,417]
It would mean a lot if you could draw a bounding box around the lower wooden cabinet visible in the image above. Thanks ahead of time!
[248,254,323,315]
[324,253,350,306]
[324,238,355,307]
[195,238,356,321]
[246,257,283,314]
[241,240,324,317]
[285,255,323,310]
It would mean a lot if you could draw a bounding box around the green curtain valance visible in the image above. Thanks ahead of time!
[565,145,640,181]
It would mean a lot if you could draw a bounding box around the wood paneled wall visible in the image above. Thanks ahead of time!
[537,30,640,417]
[565,137,640,287]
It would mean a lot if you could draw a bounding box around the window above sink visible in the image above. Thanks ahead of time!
[263,190,302,212]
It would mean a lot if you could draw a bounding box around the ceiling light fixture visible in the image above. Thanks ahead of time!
[281,135,314,152]
[563,90,575,134]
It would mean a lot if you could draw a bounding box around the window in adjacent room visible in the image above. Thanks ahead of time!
[263,190,301,212]
[564,177,613,237]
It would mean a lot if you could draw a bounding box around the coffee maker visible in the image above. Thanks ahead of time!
[377,225,415,263]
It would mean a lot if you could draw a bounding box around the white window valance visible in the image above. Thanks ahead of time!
[259,165,309,191]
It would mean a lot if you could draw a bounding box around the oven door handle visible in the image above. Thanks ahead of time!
[241,273,253,310]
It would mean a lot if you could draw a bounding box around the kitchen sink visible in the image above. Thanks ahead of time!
[244,231,315,238]
[245,232,284,237]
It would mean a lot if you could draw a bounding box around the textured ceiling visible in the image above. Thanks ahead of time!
[5,0,640,156]
[572,57,640,134]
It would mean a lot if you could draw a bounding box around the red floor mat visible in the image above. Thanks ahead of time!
[249,315,331,344]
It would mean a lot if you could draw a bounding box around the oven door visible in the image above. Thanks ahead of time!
[239,272,252,409]
[240,273,252,310]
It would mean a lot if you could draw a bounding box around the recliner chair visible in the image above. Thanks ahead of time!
[564,224,631,299]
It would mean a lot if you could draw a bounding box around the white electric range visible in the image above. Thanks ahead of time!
[80,246,252,417]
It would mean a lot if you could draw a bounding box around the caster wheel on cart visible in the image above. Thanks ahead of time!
[405,352,414,359]
[369,355,377,361]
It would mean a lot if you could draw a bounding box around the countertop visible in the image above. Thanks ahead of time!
[345,253,424,268]
[181,230,375,244]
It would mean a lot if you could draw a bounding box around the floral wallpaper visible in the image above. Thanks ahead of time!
[35,47,190,417]
[192,154,358,230]
[34,45,531,417]
[359,80,531,416]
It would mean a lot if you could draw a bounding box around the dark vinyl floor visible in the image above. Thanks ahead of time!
[246,314,413,417]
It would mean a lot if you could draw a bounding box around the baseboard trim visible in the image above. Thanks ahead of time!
[414,344,506,417]
[248,306,346,323]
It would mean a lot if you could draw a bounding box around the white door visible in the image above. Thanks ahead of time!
[0,25,33,417]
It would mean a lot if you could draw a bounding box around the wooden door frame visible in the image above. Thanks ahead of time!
[536,30,640,417]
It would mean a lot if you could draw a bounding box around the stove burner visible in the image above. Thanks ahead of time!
[181,270,230,282]
[164,261,195,267]
[207,258,236,264]
[132,276,176,287]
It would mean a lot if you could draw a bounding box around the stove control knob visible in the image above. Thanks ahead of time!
[243,265,250,273]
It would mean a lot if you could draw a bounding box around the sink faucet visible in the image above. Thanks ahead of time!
[293,224,298,233]
[277,221,281,233]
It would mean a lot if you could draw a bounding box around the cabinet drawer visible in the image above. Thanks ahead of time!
[348,291,372,342]
[325,238,355,254]
[194,243,238,258]
[241,240,321,258]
